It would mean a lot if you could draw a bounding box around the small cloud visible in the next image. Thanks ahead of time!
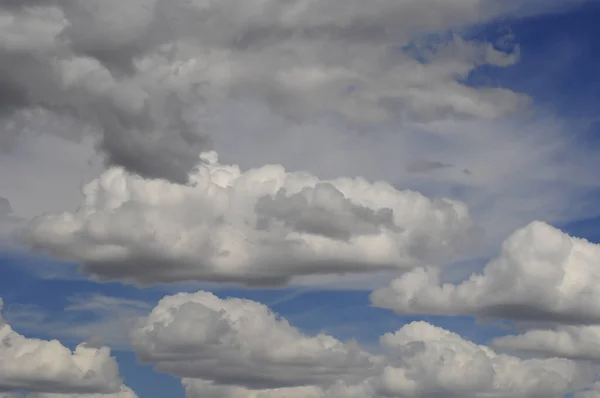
[0,196,13,216]
[406,159,454,173]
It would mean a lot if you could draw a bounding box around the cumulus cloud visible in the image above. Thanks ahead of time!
[27,152,476,286]
[0,387,138,398]
[0,298,126,395]
[367,321,592,398]
[371,221,600,324]
[0,196,23,246]
[132,291,375,389]
[134,293,595,398]
[493,325,600,361]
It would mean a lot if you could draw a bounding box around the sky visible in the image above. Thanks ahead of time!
[2,1,600,398]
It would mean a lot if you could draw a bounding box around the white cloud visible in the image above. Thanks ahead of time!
[132,291,375,388]
[135,292,595,398]
[25,387,138,398]
[493,325,600,360]
[0,387,138,398]
[2,0,598,271]
[370,321,592,398]
[27,152,475,286]
[182,380,327,398]
[371,221,600,324]
[0,298,126,395]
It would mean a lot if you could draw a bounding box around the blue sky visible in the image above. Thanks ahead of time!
[3,2,600,398]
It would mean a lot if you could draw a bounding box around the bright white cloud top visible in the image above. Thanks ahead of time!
[27,152,475,285]
[134,292,595,398]
[0,298,134,396]
[371,221,600,324]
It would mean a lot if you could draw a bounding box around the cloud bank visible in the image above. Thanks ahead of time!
[27,152,475,286]
[0,298,135,397]
[0,0,531,184]
[134,292,595,398]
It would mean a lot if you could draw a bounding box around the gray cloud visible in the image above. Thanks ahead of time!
[0,197,12,216]
[406,160,454,173]
[136,292,595,398]
[0,0,532,183]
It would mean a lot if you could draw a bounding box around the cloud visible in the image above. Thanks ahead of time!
[2,0,598,272]
[493,325,600,361]
[0,298,126,395]
[135,292,595,398]
[132,291,375,389]
[574,383,600,398]
[182,380,327,398]
[0,387,138,398]
[371,221,600,324]
[26,152,476,286]
[367,321,592,398]
[3,294,151,351]
[0,198,13,216]
[0,0,539,184]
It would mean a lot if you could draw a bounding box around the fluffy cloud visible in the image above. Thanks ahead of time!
[371,221,600,324]
[372,321,594,398]
[182,380,327,398]
[136,292,594,398]
[27,152,475,285]
[132,291,375,388]
[0,298,127,395]
[493,325,600,360]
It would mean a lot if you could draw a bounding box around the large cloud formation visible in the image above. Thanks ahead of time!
[0,298,134,397]
[134,292,595,398]
[132,291,375,388]
[0,0,537,183]
[371,221,600,324]
[27,152,475,285]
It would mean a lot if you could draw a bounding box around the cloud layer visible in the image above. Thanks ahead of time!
[0,0,531,183]
[133,292,596,398]
[27,152,475,286]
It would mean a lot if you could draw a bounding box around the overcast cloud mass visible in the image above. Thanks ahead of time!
[2,0,600,397]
